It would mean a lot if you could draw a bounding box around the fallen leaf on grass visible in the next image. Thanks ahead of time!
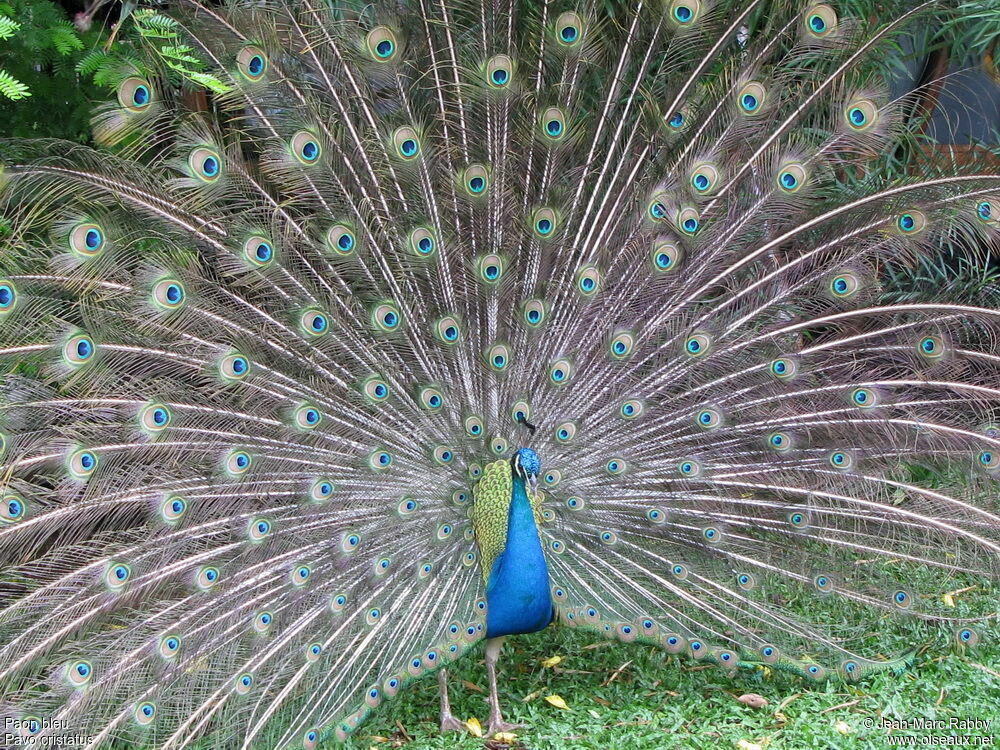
[466,717,483,737]
[737,693,768,709]
[545,694,570,710]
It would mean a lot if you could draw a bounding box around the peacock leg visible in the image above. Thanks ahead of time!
[437,668,466,733]
[484,636,523,735]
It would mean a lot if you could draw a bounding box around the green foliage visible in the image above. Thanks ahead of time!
[132,9,231,94]
[0,0,102,139]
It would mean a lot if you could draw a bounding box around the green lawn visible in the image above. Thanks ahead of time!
[349,624,1000,749]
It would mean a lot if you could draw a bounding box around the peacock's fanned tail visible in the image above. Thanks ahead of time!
[1,0,999,746]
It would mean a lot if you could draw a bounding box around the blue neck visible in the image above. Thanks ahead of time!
[484,477,553,638]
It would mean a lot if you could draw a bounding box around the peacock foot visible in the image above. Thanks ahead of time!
[486,717,524,736]
[439,713,467,733]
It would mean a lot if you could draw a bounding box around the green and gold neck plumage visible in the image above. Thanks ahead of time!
[1,0,1000,746]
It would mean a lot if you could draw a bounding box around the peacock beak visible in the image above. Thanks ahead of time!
[528,474,538,497]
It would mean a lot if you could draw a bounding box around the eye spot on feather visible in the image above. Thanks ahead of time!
[366,27,398,61]
[701,526,721,543]
[565,496,584,511]
[736,573,756,590]
[828,450,853,470]
[671,563,689,580]
[676,207,700,235]
[311,478,334,502]
[252,611,273,633]
[684,332,711,357]
[917,335,945,359]
[777,163,807,193]
[105,562,132,592]
[69,222,106,257]
[554,421,576,444]
[330,594,348,612]
[850,387,876,408]
[196,566,220,590]
[486,344,512,373]
[605,458,626,475]
[647,508,667,524]
[549,358,573,385]
[540,107,567,141]
[695,408,721,430]
[243,236,274,267]
[63,333,96,367]
[392,126,421,161]
[892,590,912,609]
[669,0,701,26]
[491,436,509,455]
[461,164,489,196]
[532,207,558,237]
[160,495,187,523]
[237,46,267,80]
[575,265,601,296]
[522,299,547,328]
[737,82,766,115]
[678,459,700,476]
[804,4,837,37]
[650,240,683,272]
[555,12,584,45]
[326,224,356,256]
[306,642,323,662]
[813,574,834,593]
[225,449,252,476]
[955,627,980,647]
[845,99,878,130]
[895,210,926,235]
[0,280,17,314]
[598,530,618,545]
[767,432,792,451]
[690,163,719,194]
[368,450,393,470]
[219,352,250,381]
[486,55,513,87]
[371,302,402,333]
[608,331,635,359]
[341,532,361,553]
[118,77,153,112]
[0,494,24,524]
[769,357,797,379]
[158,634,181,659]
[68,448,98,479]
[189,147,222,181]
[829,272,859,298]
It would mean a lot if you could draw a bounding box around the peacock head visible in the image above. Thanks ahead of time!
[513,447,541,495]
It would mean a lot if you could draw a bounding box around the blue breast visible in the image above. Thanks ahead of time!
[485,477,553,638]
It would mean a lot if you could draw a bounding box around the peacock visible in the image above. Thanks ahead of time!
[1,0,999,746]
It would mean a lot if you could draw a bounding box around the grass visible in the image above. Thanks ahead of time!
[348,619,1000,750]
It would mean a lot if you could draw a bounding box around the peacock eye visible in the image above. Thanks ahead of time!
[237,46,268,80]
[392,126,421,160]
[366,26,398,61]
[291,131,322,164]
[676,207,700,235]
[737,82,766,114]
[541,107,566,140]
[668,111,685,129]
[669,0,701,25]
[845,99,878,130]
[483,53,514,88]
[118,77,153,112]
[189,147,222,181]
[555,12,584,45]
[462,164,489,196]
[70,223,106,257]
